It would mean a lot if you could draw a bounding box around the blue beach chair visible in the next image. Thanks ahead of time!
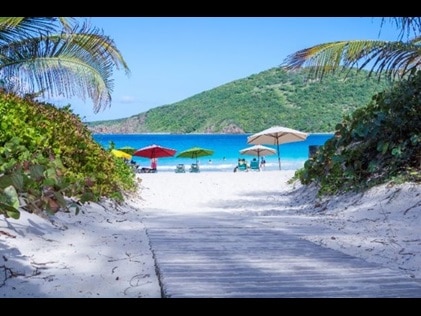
[250,158,260,171]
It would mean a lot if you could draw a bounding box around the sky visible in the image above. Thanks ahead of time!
[50,17,402,122]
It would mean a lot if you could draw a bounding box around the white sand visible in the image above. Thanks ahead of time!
[1,170,420,297]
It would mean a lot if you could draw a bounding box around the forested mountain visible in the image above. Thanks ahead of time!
[86,67,392,134]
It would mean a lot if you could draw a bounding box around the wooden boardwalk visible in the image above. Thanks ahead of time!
[142,212,421,298]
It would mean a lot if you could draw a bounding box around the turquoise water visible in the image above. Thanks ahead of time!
[93,133,334,172]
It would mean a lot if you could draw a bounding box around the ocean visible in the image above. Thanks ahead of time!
[93,133,334,172]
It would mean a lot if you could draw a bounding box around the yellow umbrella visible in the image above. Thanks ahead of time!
[111,149,132,160]
[117,146,136,155]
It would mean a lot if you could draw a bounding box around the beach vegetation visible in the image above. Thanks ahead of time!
[295,70,420,195]
[0,17,134,220]
[0,93,138,220]
[290,17,421,195]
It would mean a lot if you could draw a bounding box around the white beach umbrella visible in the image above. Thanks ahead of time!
[247,126,308,170]
[239,144,276,161]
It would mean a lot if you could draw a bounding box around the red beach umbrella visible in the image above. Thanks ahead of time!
[133,144,177,159]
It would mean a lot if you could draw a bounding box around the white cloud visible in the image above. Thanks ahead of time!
[119,96,137,104]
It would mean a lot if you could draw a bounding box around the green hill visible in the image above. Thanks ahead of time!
[86,67,392,134]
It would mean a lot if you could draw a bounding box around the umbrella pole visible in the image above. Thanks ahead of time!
[258,152,261,170]
[277,139,281,170]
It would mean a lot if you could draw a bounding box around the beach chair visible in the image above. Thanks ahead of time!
[250,158,260,171]
[189,163,200,173]
[236,158,248,172]
[238,164,247,171]
[139,167,157,173]
[175,164,186,173]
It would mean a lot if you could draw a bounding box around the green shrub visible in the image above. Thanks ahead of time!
[0,92,138,219]
[295,70,421,196]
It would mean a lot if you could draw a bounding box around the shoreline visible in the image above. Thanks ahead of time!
[90,132,335,135]
[94,133,332,172]
[138,160,307,173]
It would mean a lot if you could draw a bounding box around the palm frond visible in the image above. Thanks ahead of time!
[281,39,421,81]
[0,18,130,113]
[63,21,130,76]
[382,17,421,41]
[0,17,63,44]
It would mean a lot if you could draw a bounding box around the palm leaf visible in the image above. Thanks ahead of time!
[282,39,421,80]
[0,17,70,43]
[282,17,421,81]
[0,17,130,113]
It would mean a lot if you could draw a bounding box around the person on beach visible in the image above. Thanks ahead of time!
[260,156,266,170]
[151,158,157,170]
